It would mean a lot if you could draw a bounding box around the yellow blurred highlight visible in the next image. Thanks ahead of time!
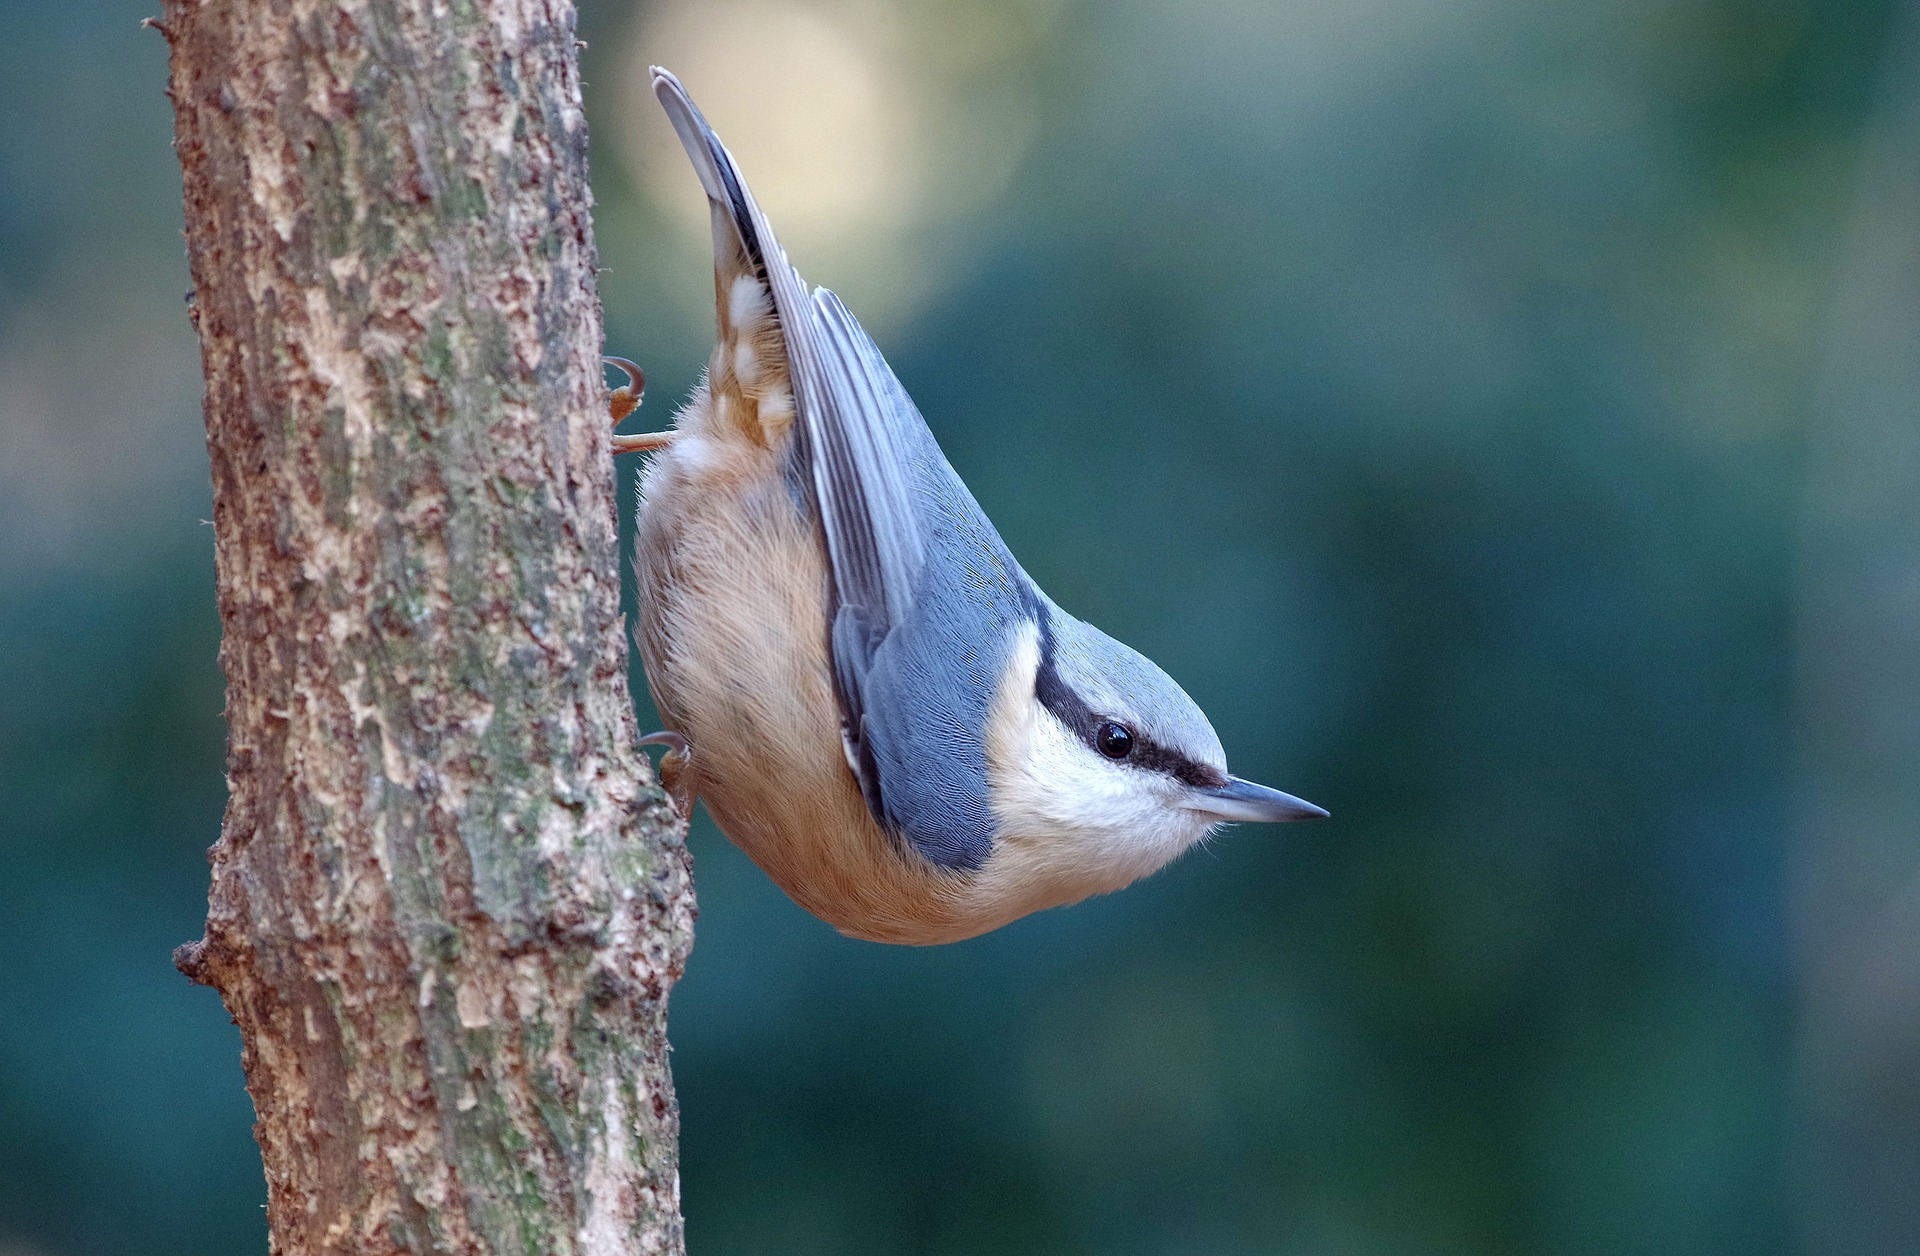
[625,1,919,256]
[617,0,1042,328]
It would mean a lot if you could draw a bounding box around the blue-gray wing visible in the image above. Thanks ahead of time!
[810,295,1039,869]
[654,69,1023,869]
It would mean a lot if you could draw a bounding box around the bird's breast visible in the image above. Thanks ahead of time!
[632,390,983,943]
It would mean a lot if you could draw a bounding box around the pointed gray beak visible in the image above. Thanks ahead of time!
[1189,776,1328,823]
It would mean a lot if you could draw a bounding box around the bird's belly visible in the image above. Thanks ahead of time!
[633,426,997,944]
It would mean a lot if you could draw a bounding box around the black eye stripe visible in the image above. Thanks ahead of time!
[1125,734,1226,788]
[1031,619,1226,789]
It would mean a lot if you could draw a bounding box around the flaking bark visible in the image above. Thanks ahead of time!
[159,1,694,1252]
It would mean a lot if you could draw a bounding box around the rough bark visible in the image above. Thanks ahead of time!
[159,1,694,1252]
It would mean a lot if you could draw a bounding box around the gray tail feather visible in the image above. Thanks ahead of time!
[650,66,778,282]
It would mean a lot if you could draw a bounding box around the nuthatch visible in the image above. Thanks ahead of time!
[610,69,1326,945]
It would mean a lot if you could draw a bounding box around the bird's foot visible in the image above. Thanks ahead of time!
[638,730,694,818]
[605,356,673,454]
[614,429,675,454]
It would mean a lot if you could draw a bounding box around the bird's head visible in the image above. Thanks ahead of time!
[979,609,1325,903]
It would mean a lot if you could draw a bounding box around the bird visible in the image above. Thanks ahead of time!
[608,68,1326,945]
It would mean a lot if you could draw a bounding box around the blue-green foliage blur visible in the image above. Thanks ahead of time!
[2,0,1914,1253]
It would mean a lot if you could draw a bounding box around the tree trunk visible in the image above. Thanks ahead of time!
[159,2,694,1252]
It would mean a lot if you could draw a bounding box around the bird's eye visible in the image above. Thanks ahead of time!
[1095,722,1135,759]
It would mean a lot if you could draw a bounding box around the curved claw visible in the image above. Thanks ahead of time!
[638,730,694,819]
[604,356,646,425]
[605,355,671,453]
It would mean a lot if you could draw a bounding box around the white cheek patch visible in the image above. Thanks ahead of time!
[1023,716,1166,843]
[980,624,1214,907]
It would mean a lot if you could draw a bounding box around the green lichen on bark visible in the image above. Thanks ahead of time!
[160,1,694,1252]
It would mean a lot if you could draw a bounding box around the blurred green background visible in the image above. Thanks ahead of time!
[3,0,1917,1252]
